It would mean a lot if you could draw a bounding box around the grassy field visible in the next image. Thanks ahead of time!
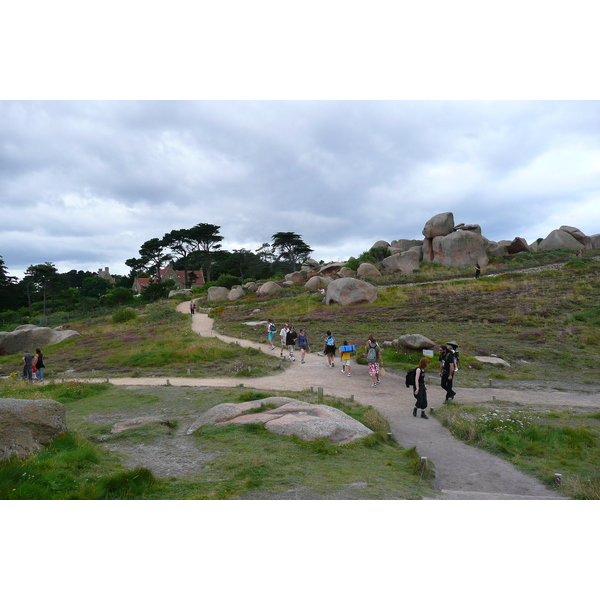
[436,401,600,499]
[2,250,600,499]
[0,380,435,500]
[208,254,600,391]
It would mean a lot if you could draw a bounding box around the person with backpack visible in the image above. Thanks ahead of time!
[440,343,457,403]
[365,334,382,387]
[408,357,429,419]
[323,331,336,367]
[266,319,277,350]
[339,341,356,376]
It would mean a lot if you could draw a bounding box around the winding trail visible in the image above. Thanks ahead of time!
[86,302,600,499]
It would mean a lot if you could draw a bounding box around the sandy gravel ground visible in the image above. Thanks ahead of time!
[78,302,600,499]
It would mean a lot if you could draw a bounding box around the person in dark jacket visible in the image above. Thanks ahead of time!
[413,357,429,419]
[286,326,298,361]
[33,348,45,382]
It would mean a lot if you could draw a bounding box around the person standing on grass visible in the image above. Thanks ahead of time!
[279,323,290,357]
[323,331,336,368]
[340,341,355,376]
[22,349,34,382]
[440,343,457,403]
[412,357,429,419]
[365,334,382,387]
[297,328,309,363]
[266,319,277,350]
[286,325,298,361]
[33,348,45,382]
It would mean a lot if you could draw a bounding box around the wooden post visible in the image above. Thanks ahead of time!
[318,387,324,403]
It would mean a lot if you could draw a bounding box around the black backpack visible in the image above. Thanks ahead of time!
[405,368,417,388]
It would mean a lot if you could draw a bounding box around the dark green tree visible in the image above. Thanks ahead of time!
[0,255,19,311]
[270,232,313,272]
[22,263,64,317]
[162,228,196,287]
[126,238,172,282]
[186,223,223,282]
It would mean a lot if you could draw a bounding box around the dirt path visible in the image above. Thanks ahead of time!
[83,303,600,499]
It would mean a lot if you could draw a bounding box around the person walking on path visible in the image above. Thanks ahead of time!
[365,334,383,387]
[339,341,355,376]
[266,319,277,350]
[22,349,34,382]
[279,323,290,357]
[33,348,45,382]
[323,331,336,368]
[412,357,429,419]
[440,343,457,403]
[297,328,309,363]
[286,326,298,361]
[190,300,196,315]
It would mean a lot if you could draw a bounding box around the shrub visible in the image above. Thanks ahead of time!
[112,307,137,323]
[215,274,242,289]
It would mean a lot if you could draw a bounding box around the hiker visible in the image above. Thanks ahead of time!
[279,323,289,357]
[297,328,309,363]
[475,263,481,279]
[33,348,45,382]
[266,319,277,350]
[22,349,34,383]
[323,331,336,368]
[365,334,382,387]
[286,325,298,361]
[190,300,195,315]
[440,343,457,403]
[412,357,430,419]
[448,341,460,370]
[339,341,355,376]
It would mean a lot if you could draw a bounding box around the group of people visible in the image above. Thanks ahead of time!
[21,348,45,383]
[265,320,460,422]
[410,342,459,420]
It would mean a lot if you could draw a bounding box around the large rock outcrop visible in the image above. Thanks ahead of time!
[538,229,585,251]
[304,276,332,290]
[284,270,309,284]
[0,325,81,356]
[0,398,68,461]
[325,278,378,306]
[430,229,489,268]
[186,397,373,444]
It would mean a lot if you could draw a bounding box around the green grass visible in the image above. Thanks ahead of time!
[436,403,600,499]
[0,380,436,500]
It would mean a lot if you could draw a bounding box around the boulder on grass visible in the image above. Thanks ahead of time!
[325,277,378,306]
[228,286,245,301]
[305,276,332,290]
[337,267,357,278]
[356,263,382,279]
[258,281,282,295]
[318,262,346,277]
[396,334,436,350]
[284,270,309,284]
[0,398,68,461]
[207,286,229,302]
[559,226,592,249]
[0,324,81,356]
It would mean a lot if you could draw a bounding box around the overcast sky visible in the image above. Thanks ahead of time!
[2,4,599,282]
[2,100,599,279]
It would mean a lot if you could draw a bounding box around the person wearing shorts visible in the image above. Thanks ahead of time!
[365,335,382,387]
[266,319,276,350]
[340,341,355,376]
